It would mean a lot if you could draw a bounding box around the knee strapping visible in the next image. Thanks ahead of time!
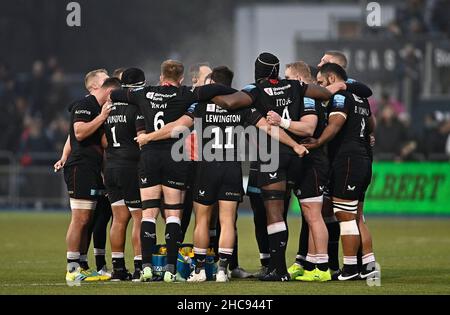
[261,190,285,201]
[142,199,161,210]
[333,200,358,214]
[339,220,359,236]
[164,203,184,210]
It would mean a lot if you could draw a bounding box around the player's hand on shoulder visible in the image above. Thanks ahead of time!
[294,143,309,157]
[266,111,281,126]
[100,101,113,120]
[326,82,347,95]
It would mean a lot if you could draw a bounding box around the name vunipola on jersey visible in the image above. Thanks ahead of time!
[106,115,127,124]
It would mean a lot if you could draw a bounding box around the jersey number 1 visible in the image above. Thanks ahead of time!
[111,126,120,147]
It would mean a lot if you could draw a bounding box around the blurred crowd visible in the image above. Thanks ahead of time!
[370,95,450,161]
[0,57,71,166]
[384,0,450,38]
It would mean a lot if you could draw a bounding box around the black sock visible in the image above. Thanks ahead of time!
[316,254,329,272]
[112,257,125,271]
[141,220,156,266]
[250,193,270,265]
[298,212,309,259]
[268,227,288,275]
[93,196,112,258]
[303,257,316,271]
[79,253,89,270]
[180,188,193,243]
[195,254,206,271]
[213,223,220,262]
[165,221,181,274]
[326,221,340,271]
[95,252,106,271]
[343,264,359,275]
[134,258,142,271]
[209,230,217,251]
[218,252,232,272]
[357,246,363,272]
[229,231,239,270]
[261,256,270,268]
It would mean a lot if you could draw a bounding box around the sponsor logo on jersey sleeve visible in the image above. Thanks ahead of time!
[303,97,316,110]
[187,102,198,114]
[146,92,155,100]
[333,94,346,109]
[242,84,256,92]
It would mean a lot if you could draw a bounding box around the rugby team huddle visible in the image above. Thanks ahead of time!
[56,50,379,284]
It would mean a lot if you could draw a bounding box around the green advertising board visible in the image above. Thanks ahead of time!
[290,162,450,215]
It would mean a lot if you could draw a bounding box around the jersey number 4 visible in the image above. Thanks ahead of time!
[282,107,291,120]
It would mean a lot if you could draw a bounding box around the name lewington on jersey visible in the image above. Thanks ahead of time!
[205,114,242,123]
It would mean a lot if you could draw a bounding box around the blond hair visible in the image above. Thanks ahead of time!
[286,61,312,82]
[161,60,184,82]
[84,69,108,91]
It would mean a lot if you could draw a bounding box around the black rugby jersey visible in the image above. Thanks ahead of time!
[186,101,262,161]
[111,84,197,150]
[65,95,104,168]
[242,78,309,155]
[104,101,145,168]
[327,91,372,160]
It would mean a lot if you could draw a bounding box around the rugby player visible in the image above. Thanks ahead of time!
[111,60,198,283]
[267,61,331,281]
[318,51,377,276]
[62,70,116,282]
[197,52,332,281]
[180,62,213,243]
[304,63,376,280]
[103,68,146,281]
[55,70,113,279]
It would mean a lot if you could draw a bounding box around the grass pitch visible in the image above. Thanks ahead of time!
[0,211,449,295]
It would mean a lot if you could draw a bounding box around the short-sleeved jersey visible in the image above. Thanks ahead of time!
[65,95,104,168]
[111,85,197,150]
[186,101,262,161]
[104,101,145,168]
[327,91,372,160]
[242,78,310,154]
